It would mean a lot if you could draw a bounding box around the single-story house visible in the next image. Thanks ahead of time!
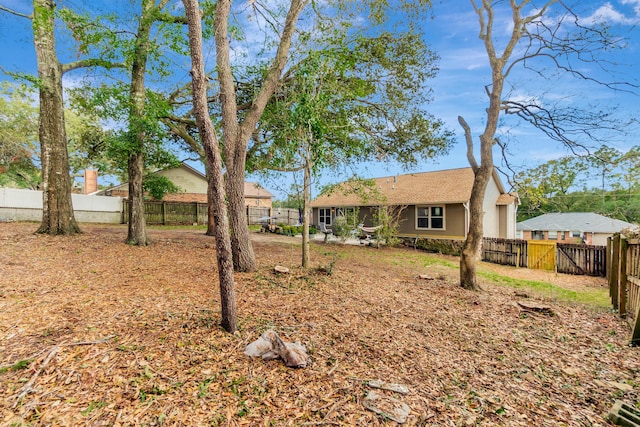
[310,167,519,240]
[99,163,274,208]
[516,212,636,246]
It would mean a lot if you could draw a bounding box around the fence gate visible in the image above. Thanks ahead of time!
[528,241,557,271]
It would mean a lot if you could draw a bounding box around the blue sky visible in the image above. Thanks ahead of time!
[1,1,638,199]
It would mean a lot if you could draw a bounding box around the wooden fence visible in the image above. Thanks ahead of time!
[123,201,208,225]
[482,238,606,276]
[482,238,528,267]
[123,201,299,226]
[607,234,640,345]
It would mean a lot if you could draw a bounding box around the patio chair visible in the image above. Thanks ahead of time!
[320,222,333,242]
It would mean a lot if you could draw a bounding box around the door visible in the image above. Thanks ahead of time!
[528,241,556,271]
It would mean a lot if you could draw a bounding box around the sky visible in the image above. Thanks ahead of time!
[0,0,638,200]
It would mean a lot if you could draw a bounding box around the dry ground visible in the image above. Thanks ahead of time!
[0,222,638,426]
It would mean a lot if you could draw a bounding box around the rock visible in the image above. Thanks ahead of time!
[418,274,434,280]
[274,265,290,274]
[244,329,309,368]
[367,379,409,394]
[362,390,410,424]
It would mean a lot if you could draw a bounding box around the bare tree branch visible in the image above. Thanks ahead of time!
[458,115,478,172]
[0,4,32,19]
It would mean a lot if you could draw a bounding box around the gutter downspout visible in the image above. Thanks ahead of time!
[463,201,470,239]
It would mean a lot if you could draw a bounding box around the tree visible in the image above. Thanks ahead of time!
[213,0,307,272]
[0,82,40,189]
[0,1,124,235]
[67,0,189,245]
[514,156,587,219]
[586,145,622,209]
[182,0,237,333]
[253,13,451,267]
[458,0,635,290]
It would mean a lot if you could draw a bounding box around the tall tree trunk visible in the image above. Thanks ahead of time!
[206,164,216,236]
[460,165,491,290]
[183,0,237,333]
[301,155,311,268]
[126,152,147,245]
[125,0,154,246]
[226,158,256,271]
[33,0,80,236]
[214,0,307,272]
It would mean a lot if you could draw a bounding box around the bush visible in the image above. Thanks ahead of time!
[404,237,464,256]
[276,224,316,236]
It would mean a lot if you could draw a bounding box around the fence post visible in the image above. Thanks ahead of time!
[611,234,620,310]
[619,237,628,317]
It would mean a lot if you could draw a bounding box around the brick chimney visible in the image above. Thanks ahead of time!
[84,169,98,194]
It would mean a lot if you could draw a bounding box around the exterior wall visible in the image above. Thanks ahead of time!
[399,203,466,239]
[482,177,501,238]
[518,229,604,245]
[505,204,517,238]
[498,206,507,238]
[245,196,273,209]
[592,232,611,246]
[163,193,207,203]
[312,203,467,239]
[156,167,208,194]
[0,188,122,223]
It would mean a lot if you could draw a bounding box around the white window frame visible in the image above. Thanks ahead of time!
[415,205,445,230]
[319,208,332,226]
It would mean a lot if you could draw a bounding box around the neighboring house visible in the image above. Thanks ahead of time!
[310,167,519,240]
[100,163,274,208]
[517,212,636,246]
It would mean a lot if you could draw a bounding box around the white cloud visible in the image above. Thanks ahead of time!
[581,2,639,25]
[621,0,640,16]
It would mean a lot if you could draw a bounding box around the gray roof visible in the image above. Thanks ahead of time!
[517,212,635,233]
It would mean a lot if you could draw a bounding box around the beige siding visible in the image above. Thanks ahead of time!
[483,178,501,238]
[156,168,208,194]
[245,196,272,208]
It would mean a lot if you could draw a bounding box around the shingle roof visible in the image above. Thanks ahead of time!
[244,182,274,199]
[310,167,513,207]
[517,212,635,233]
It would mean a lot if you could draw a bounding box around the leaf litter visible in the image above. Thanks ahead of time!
[0,222,638,426]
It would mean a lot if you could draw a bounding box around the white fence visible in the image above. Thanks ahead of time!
[0,188,123,224]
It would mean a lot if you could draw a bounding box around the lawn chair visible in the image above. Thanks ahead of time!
[358,224,382,241]
[320,222,333,242]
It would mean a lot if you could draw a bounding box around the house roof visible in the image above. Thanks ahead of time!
[517,212,635,233]
[100,163,274,199]
[310,167,515,207]
[244,182,273,199]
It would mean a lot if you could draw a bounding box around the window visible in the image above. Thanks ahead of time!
[416,206,445,230]
[319,208,331,225]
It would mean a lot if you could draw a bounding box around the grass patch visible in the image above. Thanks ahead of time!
[477,270,609,308]
[0,358,33,374]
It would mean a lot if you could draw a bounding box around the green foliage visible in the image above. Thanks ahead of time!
[0,82,40,189]
[249,3,453,177]
[412,237,464,256]
[372,205,406,247]
[276,224,316,236]
[332,208,360,242]
[143,175,182,200]
[0,358,34,374]
[515,147,640,223]
[318,177,385,205]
